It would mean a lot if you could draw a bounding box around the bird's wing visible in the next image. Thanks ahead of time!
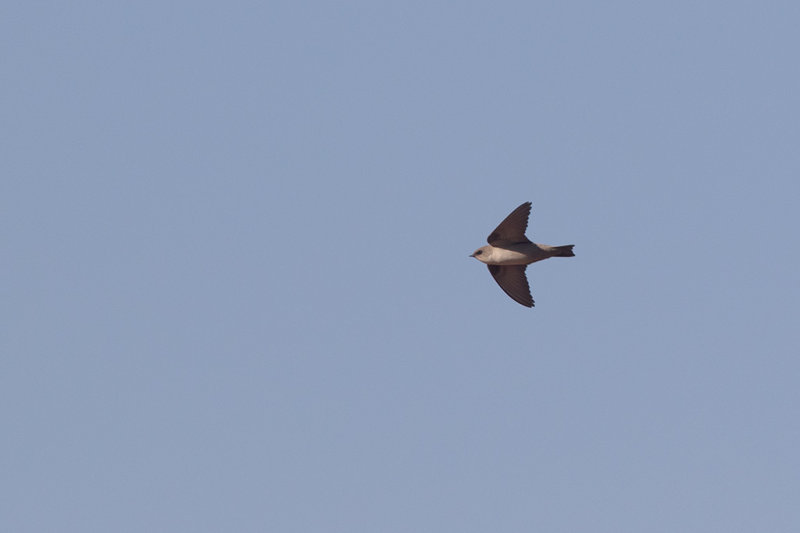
[488,264,534,307]
[487,202,532,245]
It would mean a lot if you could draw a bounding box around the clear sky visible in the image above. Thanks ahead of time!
[3,1,800,531]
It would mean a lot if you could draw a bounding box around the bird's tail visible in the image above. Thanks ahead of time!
[552,245,575,257]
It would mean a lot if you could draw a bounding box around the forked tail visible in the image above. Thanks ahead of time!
[552,245,575,257]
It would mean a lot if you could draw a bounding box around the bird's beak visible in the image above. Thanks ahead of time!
[469,253,475,257]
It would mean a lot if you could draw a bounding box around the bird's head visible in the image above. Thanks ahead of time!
[469,246,491,263]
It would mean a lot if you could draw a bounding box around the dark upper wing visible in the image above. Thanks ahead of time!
[487,202,532,245]
[487,264,534,307]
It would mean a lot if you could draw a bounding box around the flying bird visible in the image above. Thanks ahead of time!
[470,202,574,307]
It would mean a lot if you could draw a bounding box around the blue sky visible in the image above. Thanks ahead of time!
[3,1,800,531]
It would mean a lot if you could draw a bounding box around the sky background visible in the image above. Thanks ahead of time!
[3,1,800,531]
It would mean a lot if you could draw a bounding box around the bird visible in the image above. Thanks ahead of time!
[470,202,574,307]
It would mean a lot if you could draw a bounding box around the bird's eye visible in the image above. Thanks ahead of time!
[475,250,482,255]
